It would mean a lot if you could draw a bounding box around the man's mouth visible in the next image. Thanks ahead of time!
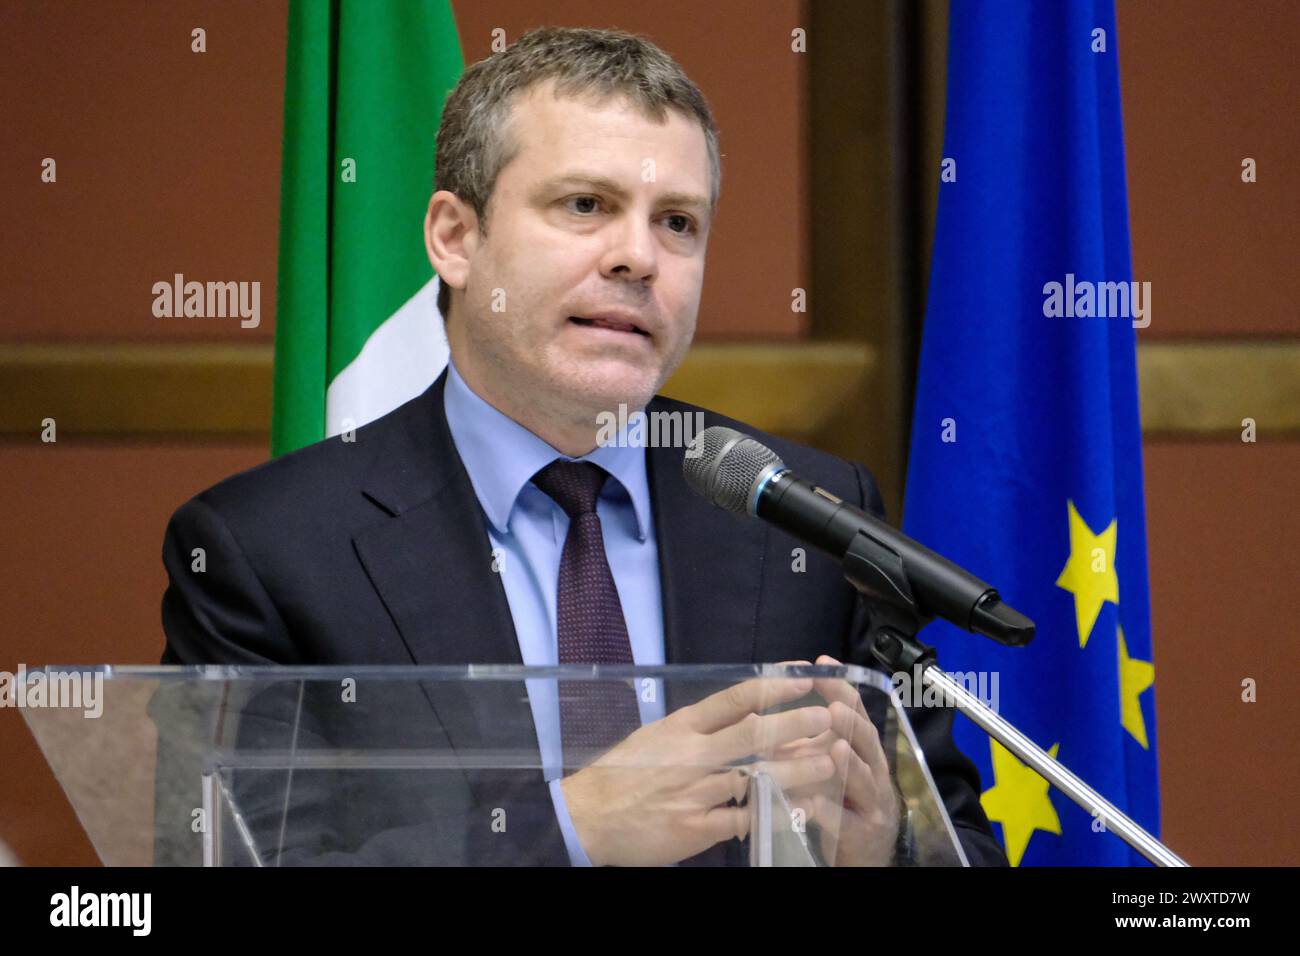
[568,315,651,337]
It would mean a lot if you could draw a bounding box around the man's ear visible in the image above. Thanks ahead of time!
[424,190,479,295]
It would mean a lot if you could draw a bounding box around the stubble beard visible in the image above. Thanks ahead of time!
[467,327,660,450]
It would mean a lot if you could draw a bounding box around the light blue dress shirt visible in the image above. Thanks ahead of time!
[442,357,667,866]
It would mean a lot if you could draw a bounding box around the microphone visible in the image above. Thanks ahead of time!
[683,426,1034,646]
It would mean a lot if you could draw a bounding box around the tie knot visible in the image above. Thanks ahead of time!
[531,459,610,518]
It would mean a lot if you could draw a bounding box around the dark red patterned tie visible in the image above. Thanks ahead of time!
[531,459,642,766]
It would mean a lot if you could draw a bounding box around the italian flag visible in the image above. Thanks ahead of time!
[271,0,464,455]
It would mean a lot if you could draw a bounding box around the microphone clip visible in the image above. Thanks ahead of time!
[841,529,937,673]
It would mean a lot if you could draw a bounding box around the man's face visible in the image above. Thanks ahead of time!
[443,80,712,426]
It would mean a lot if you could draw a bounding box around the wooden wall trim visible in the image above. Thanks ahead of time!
[1138,340,1300,436]
[0,342,876,441]
[0,343,274,439]
[1,340,1294,440]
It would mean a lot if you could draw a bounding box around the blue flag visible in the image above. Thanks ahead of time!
[903,1,1159,866]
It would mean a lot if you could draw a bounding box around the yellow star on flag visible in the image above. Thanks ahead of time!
[981,739,1062,867]
[1055,500,1118,648]
[1118,625,1155,748]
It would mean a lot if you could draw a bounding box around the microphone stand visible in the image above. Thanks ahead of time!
[840,530,1188,867]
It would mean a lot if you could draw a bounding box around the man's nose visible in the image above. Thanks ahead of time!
[600,214,658,284]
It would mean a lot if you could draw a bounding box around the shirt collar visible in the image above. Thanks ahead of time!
[443,357,651,542]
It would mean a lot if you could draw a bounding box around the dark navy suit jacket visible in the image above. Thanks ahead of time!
[158,369,1007,867]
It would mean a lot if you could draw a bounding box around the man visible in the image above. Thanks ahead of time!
[160,26,1006,867]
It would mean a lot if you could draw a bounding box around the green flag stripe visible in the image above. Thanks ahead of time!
[271,0,333,456]
[272,0,463,456]
[327,0,462,382]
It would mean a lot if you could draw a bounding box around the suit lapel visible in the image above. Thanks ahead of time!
[351,373,572,864]
[352,370,523,671]
[647,398,769,668]
[648,400,769,868]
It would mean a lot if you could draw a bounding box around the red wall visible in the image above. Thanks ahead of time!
[1119,0,1300,865]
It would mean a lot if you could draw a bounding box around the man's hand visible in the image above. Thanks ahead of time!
[770,655,902,866]
[560,666,836,866]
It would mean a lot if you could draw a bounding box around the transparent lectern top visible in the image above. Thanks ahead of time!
[20,663,969,867]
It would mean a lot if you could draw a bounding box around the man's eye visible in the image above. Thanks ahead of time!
[562,197,696,235]
[665,214,697,235]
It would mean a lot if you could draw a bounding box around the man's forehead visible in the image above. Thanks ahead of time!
[505,82,710,198]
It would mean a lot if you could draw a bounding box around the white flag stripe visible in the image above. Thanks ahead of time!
[325,276,450,437]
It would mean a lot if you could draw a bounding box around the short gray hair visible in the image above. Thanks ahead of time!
[433,26,721,318]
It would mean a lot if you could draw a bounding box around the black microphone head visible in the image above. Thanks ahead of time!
[683,426,784,515]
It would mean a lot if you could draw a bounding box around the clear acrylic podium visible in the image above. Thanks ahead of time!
[21,664,969,866]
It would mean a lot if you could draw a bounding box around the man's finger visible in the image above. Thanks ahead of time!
[690,767,751,807]
[779,762,848,811]
[709,704,832,765]
[767,696,891,790]
[828,699,891,784]
[682,663,813,735]
[832,736,881,813]
[749,753,837,796]
[701,803,749,846]
[808,793,868,863]
[770,728,836,762]
[812,654,870,719]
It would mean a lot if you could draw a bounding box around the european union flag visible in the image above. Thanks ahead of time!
[903,1,1159,865]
